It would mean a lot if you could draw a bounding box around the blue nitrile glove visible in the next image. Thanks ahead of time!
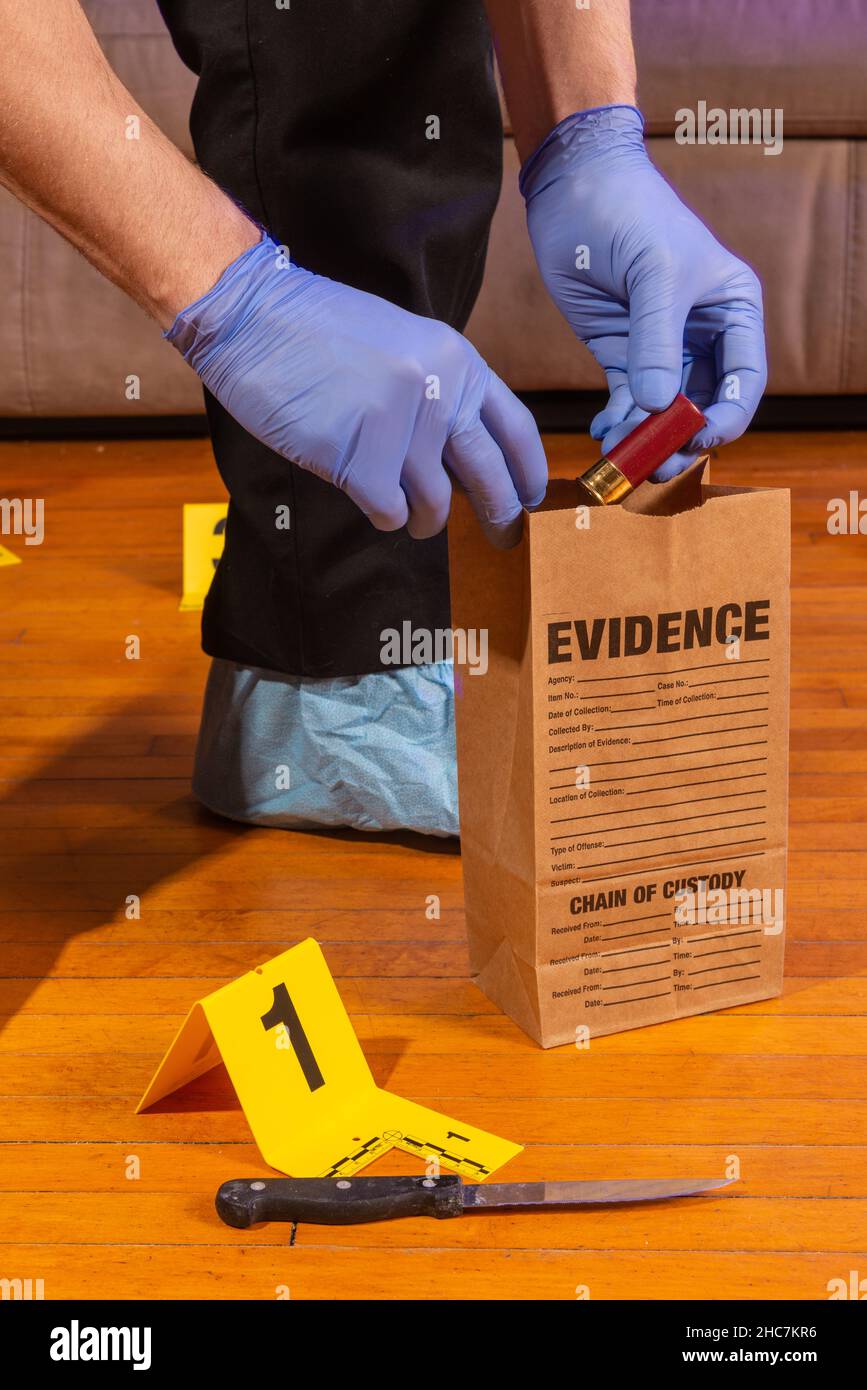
[165,234,547,544]
[521,105,768,479]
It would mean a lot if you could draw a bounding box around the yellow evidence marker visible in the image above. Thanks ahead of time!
[137,938,522,1181]
[179,502,228,611]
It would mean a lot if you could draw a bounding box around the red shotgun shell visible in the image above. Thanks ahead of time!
[608,393,705,487]
[579,393,706,504]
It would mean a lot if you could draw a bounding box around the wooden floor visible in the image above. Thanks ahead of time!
[1,429,865,1301]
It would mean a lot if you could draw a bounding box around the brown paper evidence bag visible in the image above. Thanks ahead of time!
[449,464,790,1047]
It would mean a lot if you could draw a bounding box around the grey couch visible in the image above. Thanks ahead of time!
[2,0,866,417]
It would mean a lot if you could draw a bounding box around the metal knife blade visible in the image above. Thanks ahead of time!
[462,1176,733,1209]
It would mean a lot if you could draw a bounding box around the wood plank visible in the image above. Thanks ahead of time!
[4,1141,865,1196]
[0,1244,852,1300]
[1,1051,865,1102]
[1,1096,864,1145]
[0,979,861,1048]
[3,1190,866,1254]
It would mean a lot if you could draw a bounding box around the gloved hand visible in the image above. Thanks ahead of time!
[166,235,546,544]
[521,105,768,479]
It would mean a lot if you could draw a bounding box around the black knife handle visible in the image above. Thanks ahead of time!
[216,1175,465,1227]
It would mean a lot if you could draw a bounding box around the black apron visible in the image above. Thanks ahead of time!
[157,0,503,675]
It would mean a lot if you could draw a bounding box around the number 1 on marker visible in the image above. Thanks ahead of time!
[261,982,325,1092]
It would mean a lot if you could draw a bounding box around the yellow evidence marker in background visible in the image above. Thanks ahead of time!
[179,502,228,611]
[137,939,521,1180]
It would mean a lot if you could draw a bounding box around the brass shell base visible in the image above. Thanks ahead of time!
[578,457,632,506]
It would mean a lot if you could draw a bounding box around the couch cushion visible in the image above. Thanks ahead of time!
[636,0,867,137]
[497,1,867,140]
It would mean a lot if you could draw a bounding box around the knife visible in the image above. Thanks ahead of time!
[216,1173,733,1227]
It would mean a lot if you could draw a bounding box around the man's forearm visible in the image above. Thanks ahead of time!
[483,0,637,163]
[0,0,259,328]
